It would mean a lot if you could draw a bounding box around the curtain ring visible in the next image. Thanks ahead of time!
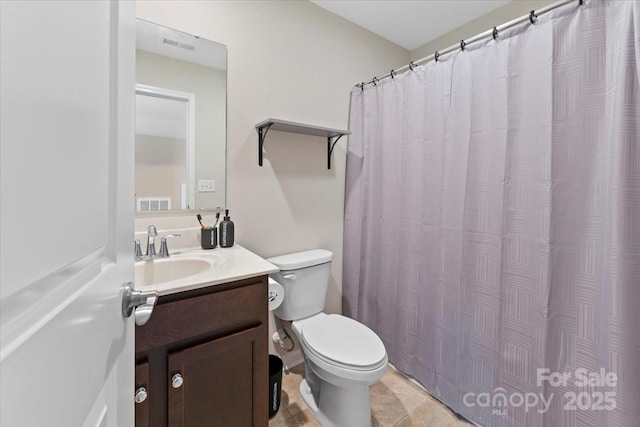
[390,69,396,79]
[360,82,364,91]
[372,76,378,86]
[529,10,538,24]
[460,39,466,51]
[578,0,584,5]
[492,27,498,40]
[434,51,440,62]
[409,61,416,71]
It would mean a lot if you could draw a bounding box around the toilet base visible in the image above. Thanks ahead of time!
[299,378,372,427]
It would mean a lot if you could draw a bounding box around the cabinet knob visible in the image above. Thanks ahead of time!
[171,373,184,389]
[134,387,148,403]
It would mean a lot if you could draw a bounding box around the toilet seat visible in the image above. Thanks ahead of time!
[299,314,386,371]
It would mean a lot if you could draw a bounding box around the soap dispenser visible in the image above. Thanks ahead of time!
[219,209,235,248]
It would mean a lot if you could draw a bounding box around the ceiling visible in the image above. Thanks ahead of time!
[310,0,511,51]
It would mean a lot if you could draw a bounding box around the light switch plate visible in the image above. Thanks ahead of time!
[198,179,215,192]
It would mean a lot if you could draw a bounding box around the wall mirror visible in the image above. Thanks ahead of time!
[135,18,227,213]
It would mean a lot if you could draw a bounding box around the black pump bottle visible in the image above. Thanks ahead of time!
[219,209,235,248]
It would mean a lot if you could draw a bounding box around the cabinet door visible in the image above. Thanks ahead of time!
[135,362,150,427]
[167,326,267,427]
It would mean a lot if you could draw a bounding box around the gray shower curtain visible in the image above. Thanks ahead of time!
[343,1,639,426]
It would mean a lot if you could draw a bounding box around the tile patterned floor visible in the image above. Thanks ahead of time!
[269,363,472,427]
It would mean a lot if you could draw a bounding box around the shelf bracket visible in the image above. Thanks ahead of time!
[327,134,345,170]
[258,123,273,167]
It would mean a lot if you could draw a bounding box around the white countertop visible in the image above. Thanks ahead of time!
[135,244,279,296]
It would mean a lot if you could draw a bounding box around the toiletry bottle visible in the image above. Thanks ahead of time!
[219,209,235,248]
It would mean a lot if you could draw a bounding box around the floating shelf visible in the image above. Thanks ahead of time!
[255,118,350,170]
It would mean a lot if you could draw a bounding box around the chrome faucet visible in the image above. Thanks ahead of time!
[134,226,182,261]
[146,225,158,258]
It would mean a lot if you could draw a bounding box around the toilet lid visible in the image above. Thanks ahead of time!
[300,314,386,368]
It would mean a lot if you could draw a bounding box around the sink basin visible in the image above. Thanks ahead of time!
[135,255,221,287]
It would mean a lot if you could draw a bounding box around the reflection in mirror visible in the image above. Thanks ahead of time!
[135,19,226,213]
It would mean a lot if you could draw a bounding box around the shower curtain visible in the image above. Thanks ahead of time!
[343,1,639,426]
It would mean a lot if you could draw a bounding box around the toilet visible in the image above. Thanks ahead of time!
[268,249,388,427]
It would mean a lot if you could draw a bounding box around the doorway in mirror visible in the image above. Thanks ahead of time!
[135,85,194,211]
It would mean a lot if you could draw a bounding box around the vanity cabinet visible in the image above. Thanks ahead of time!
[135,276,269,427]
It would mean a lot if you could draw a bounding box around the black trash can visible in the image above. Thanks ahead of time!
[268,355,283,419]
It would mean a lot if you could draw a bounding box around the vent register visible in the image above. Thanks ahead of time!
[137,197,171,212]
[162,38,194,51]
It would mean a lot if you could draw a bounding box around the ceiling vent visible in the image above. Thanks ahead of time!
[162,38,179,47]
[163,38,195,51]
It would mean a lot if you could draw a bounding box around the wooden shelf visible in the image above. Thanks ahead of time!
[255,118,350,169]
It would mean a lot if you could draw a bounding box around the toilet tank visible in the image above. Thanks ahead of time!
[268,249,333,321]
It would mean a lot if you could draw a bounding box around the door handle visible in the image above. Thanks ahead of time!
[122,282,158,326]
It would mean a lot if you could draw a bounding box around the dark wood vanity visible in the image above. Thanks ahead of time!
[134,275,269,427]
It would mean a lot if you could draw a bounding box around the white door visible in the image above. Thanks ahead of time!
[1,1,136,426]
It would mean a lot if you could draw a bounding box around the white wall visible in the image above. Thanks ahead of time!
[135,0,408,367]
[135,134,186,209]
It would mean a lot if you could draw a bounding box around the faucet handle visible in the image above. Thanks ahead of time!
[134,240,143,260]
[158,234,182,258]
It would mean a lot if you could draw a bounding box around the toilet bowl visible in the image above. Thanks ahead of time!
[293,313,388,427]
[268,250,388,427]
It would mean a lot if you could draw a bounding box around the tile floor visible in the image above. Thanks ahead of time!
[269,363,472,427]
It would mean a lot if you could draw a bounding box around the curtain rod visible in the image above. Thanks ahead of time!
[356,0,581,88]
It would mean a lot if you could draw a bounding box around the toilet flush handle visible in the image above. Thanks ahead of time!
[282,273,297,280]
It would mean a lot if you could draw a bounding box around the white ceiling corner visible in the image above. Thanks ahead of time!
[310,0,511,51]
